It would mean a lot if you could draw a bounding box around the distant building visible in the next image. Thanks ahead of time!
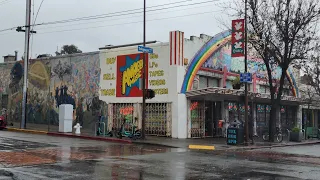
[3,55,16,62]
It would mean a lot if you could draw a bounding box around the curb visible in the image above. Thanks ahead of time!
[188,145,215,150]
[228,141,320,151]
[132,141,179,148]
[6,128,48,135]
[47,132,132,144]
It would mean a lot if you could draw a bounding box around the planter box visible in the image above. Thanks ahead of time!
[290,132,303,142]
[233,84,241,89]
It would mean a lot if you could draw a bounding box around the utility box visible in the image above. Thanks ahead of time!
[59,104,73,133]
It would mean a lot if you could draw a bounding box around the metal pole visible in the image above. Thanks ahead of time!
[141,0,146,139]
[21,0,32,129]
[244,0,249,144]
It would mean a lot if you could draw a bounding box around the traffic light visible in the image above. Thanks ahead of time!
[145,89,155,99]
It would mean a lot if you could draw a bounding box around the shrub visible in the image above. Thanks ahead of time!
[292,127,300,133]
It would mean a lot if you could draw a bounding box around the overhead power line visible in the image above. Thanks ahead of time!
[36,3,216,31]
[37,10,224,35]
[31,0,45,58]
[34,0,219,27]
[0,0,221,32]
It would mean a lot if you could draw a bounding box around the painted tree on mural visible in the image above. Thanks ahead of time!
[228,0,320,141]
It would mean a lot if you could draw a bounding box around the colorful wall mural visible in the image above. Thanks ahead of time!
[116,53,148,97]
[181,30,299,97]
[202,42,282,79]
[0,53,102,131]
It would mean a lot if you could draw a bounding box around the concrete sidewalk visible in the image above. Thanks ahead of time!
[5,125,320,151]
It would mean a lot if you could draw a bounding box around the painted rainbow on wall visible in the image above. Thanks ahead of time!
[180,30,299,97]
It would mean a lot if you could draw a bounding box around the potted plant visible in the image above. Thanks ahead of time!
[232,76,242,89]
[290,127,303,142]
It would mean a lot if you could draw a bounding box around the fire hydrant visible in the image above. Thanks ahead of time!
[74,123,82,135]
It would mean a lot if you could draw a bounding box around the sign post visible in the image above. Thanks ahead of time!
[231,18,249,144]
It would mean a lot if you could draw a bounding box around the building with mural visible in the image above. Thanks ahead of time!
[99,30,308,139]
[0,29,316,139]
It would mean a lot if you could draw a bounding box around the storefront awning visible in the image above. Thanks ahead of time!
[186,87,304,106]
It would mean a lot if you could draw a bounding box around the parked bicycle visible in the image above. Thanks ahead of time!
[118,117,142,140]
[262,127,283,143]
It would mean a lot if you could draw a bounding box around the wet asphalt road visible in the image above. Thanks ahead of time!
[0,131,319,180]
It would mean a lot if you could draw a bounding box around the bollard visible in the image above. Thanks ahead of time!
[74,123,82,135]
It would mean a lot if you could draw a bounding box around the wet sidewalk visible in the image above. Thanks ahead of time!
[6,122,320,150]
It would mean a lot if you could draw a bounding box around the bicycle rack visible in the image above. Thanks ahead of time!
[95,122,106,136]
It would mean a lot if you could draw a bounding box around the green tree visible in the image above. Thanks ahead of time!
[56,44,82,56]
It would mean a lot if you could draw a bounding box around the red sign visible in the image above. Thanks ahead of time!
[231,19,245,57]
[116,53,148,97]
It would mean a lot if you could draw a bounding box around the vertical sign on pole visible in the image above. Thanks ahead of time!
[231,18,249,144]
[231,19,245,57]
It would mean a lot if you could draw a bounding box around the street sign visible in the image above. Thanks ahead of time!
[138,45,153,54]
[240,73,252,83]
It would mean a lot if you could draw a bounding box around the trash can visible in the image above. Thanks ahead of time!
[227,120,244,145]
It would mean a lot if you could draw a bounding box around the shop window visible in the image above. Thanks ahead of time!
[208,77,219,87]
[199,76,207,89]
[226,80,233,89]
[192,80,199,90]
[259,85,267,93]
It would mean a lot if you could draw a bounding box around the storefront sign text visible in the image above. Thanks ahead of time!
[153,88,168,95]
[103,73,115,80]
[106,57,116,64]
[150,53,159,59]
[149,70,164,77]
[149,79,166,86]
[120,106,134,115]
[101,89,115,96]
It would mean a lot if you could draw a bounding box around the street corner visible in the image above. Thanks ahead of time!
[6,128,48,135]
[188,144,215,150]
[47,132,133,144]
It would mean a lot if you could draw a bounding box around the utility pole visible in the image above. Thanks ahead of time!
[244,0,249,144]
[21,0,32,129]
[141,0,147,139]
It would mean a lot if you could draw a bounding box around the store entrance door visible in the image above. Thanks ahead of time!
[205,101,214,137]
[205,101,221,137]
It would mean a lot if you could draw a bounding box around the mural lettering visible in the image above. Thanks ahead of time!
[149,70,164,77]
[106,57,116,64]
[153,88,168,95]
[101,89,115,96]
[103,73,115,80]
[150,53,159,59]
[150,62,158,68]
[149,79,166,86]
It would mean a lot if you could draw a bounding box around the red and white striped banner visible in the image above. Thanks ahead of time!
[170,31,184,66]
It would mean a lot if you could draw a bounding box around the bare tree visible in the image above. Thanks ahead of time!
[228,0,320,141]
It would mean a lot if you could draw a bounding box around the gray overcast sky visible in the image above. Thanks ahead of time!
[0,0,231,61]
